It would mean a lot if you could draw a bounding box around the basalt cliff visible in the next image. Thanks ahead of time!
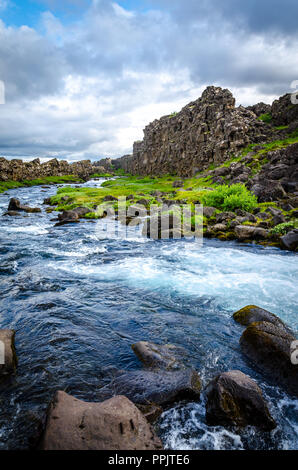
[110,86,298,178]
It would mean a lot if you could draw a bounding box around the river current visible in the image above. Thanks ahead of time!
[0,179,297,450]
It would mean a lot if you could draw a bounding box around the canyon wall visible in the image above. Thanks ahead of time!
[111,86,298,177]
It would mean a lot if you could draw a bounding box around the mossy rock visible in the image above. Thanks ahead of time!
[233,305,290,332]
[205,370,276,430]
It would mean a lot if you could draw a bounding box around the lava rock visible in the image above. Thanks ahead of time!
[0,329,17,377]
[97,369,201,407]
[240,321,298,397]
[55,210,80,226]
[41,392,162,450]
[203,206,217,218]
[205,370,276,430]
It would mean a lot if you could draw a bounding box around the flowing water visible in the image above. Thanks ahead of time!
[0,179,297,450]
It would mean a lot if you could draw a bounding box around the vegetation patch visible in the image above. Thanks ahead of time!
[0,175,83,194]
[201,184,258,212]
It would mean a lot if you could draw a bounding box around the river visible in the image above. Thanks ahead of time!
[0,179,297,450]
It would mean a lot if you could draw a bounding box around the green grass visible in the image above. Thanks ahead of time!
[0,175,83,193]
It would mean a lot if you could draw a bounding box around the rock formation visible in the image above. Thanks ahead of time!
[0,157,98,182]
[111,86,275,177]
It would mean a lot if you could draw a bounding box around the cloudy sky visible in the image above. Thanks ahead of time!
[0,0,297,161]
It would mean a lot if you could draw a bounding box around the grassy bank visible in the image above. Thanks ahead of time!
[0,175,84,194]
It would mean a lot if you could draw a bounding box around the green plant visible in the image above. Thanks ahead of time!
[270,220,298,235]
[258,113,272,123]
[201,184,258,212]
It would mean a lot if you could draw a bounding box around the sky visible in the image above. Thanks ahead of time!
[0,0,297,162]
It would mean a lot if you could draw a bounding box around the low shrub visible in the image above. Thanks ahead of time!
[201,184,258,212]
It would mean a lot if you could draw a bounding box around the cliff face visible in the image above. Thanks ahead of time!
[0,157,98,181]
[113,86,274,177]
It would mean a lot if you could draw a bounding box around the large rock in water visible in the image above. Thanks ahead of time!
[132,341,183,370]
[240,322,298,397]
[0,329,17,377]
[97,369,201,407]
[7,198,41,213]
[205,370,276,430]
[41,392,162,450]
[233,305,290,332]
[55,210,80,226]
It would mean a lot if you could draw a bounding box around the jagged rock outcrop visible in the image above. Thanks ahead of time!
[271,93,298,127]
[246,102,271,117]
[113,86,274,177]
[0,157,98,182]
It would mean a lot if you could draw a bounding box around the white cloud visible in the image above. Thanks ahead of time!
[0,1,297,161]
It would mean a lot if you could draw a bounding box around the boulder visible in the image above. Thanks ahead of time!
[142,214,181,239]
[234,225,255,240]
[132,341,183,370]
[205,370,276,430]
[103,195,118,202]
[0,329,17,377]
[233,305,290,332]
[41,392,162,450]
[7,198,41,213]
[72,206,92,218]
[281,230,298,251]
[97,369,201,407]
[55,210,80,226]
[240,321,298,396]
[203,206,217,218]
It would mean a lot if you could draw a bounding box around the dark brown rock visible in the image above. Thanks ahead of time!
[205,370,276,430]
[240,321,298,396]
[281,230,298,251]
[41,392,163,450]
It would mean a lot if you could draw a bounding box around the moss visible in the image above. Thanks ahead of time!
[257,113,272,123]
[233,305,260,325]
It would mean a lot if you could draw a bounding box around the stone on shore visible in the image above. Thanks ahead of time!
[41,391,163,450]
[97,369,201,407]
[132,341,183,370]
[240,321,298,397]
[0,329,17,377]
[205,370,276,430]
[281,230,298,251]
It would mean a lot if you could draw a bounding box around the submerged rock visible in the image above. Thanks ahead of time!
[41,391,162,450]
[240,321,298,397]
[0,329,17,377]
[205,370,276,430]
[233,305,290,332]
[132,341,183,370]
[97,369,201,407]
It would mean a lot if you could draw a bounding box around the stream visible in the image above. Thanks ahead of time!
[0,179,297,450]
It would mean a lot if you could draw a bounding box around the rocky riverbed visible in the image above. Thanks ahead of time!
[0,179,297,450]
